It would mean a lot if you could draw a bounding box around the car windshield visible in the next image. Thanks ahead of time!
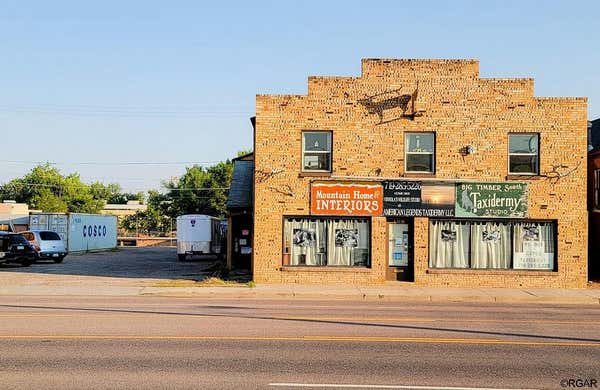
[9,235,29,245]
[40,232,62,241]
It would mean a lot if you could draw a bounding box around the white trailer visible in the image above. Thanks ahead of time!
[29,213,117,253]
[176,215,225,261]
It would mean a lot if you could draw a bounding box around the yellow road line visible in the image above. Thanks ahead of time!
[0,334,598,347]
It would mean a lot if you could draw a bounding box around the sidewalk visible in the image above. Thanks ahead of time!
[139,283,600,305]
[0,272,599,304]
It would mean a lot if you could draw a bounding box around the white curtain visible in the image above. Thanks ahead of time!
[514,223,555,253]
[513,222,555,270]
[286,219,326,266]
[326,219,369,266]
[284,218,369,266]
[470,222,510,269]
[429,221,469,268]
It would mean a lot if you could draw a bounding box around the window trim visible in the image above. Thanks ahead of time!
[594,169,600,210]
[508,133,540,176]
[281,215,372,268]
[405,132,436,174]
[427,218,558,272]
[301,130,333,173]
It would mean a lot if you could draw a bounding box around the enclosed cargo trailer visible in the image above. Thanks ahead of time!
[176,214,225,261]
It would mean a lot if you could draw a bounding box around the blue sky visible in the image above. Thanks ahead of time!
[1,0,598,192]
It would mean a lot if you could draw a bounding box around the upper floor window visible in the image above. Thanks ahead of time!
[594,169,600,210]
[405,132,435,173]
[509,133,539,175]
[302,131,332,172]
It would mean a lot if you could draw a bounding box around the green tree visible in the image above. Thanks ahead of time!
[0,164,134,213]
[164,161,233,218]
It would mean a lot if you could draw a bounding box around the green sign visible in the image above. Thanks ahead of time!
[455,182,527,218]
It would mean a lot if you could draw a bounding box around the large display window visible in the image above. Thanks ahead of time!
[429,219,556,270]
[283,217,370,267]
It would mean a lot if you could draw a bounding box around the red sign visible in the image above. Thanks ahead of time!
[311,182,383,216]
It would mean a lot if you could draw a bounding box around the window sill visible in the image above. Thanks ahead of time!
[403,172,435,178]
[299,172,332,178]
[281,266,371,273]
[506,174,541,180]
[426,268,557,276]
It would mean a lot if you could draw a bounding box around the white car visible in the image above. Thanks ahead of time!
[20,230,67,263]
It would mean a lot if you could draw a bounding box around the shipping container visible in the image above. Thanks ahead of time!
[29,213,117,253]
[176,214,225,261]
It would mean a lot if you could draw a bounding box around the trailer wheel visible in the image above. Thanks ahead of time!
[177,254,187,261]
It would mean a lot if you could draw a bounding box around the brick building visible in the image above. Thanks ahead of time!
[253,59,588,288]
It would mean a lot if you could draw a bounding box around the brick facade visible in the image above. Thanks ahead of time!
[253,59,587,288]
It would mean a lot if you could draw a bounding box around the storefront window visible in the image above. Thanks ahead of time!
[283,217,370,267]
[429,219,556,270]
[513,222,555,270]
[405,132,435,173]
[428,221,470,268]
[302,131,332,172]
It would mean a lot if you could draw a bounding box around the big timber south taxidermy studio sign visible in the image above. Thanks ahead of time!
[310,182,383,216]
[383,181,455,217]
[455,182,528,218]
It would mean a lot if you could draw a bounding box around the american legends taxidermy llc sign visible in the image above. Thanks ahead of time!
[383,181,455,217]
[455,182,528,218]
[310,182,383,216]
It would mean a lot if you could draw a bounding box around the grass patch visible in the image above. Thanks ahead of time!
[153,277,255,288]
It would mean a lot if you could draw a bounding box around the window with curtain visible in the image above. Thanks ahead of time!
[429,219,556,271]
[405,132,435,173]
[429,220,470,268]
[513,222,555,270]
[470,222,511,269]
[302,131,332,172]
[283,218,370,267]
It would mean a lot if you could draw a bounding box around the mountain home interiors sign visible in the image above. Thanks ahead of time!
[311,182,383,216]
[455,182,528,218]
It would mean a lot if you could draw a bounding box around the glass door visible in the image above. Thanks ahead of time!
[387,221,414,281]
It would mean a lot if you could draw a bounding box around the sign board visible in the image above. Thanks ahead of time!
[383,181,455,217]
[455,182,527,218]
[513,241,554,270]
[311,182,383,216]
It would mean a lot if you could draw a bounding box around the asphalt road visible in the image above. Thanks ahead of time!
[0,296,598,389]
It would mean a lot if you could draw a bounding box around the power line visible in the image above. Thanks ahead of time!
[0,160,223,166]
[0,182,230,191]
[0,104,253,118]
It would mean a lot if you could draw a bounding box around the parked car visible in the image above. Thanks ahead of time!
[0,232,36,266]
[20,230,67,263]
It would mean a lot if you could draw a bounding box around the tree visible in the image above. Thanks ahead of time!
[164,161,233,218]
[0,164,129,213]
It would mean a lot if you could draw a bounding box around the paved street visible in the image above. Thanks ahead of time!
[0,296,598,389]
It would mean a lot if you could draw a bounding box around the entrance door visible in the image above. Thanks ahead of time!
[387,221,414,282]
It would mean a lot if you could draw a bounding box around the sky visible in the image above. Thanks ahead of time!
[1,0,598,193]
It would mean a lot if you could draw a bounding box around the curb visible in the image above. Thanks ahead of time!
[137,289,600,305]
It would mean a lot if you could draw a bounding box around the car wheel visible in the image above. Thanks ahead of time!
[177,254,187,261]
[20,260,33,267]
[53,256,64,264]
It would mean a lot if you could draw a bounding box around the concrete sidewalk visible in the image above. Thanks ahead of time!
[0,271,599,304]
[139,283,600,305]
